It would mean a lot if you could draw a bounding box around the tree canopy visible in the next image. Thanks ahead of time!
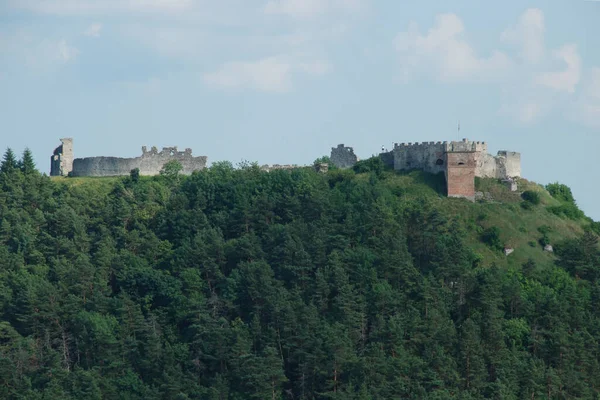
[0,150,599,399]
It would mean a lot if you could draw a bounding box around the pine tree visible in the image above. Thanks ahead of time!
[20,148,36,174]
[1,148,17,174]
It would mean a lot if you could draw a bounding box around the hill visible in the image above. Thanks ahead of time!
[1,151,600,399]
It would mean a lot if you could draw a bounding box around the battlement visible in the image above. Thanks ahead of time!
[141,146,195,158]
[394,141,447,148]
[393,138,488,153]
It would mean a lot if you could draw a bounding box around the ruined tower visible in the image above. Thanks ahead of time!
[330,144,359,169]
[50,138,74,176]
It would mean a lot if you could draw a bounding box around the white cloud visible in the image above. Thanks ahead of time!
[0,31,79,72]
[56,39,79,61]
[121,24,206,58]
[501,8,544,63]
[204,57,293,93]
[394,13,511,83]
[535,44,581,93]
[84,23,102,37]
[569,67,600,128]
[264,0,363,18]
[298,60,332,75]
[203,56,331,92]
[8,0,193,15]
[498,87,550,123]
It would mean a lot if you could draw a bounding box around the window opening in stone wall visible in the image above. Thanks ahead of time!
[436,159,444,165]
[458,162,465,165]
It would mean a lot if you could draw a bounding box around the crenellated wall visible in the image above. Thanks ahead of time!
[391,141,449,174]
[389,139,519,180]
[69,145,207,177]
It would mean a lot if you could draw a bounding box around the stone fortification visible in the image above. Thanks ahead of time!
[72,146,207,177]
[50,139,207,177]
[330,144,359,169]
[446,148,477,201]
[50,138,74,177]
[390,139,520,180]
[260,164,301,172]
[328,138,520,202]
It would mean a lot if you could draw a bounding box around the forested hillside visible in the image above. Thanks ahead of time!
[1,149,600,399]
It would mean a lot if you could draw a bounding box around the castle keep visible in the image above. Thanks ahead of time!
[50,139,207,177]
[331,138,521,201]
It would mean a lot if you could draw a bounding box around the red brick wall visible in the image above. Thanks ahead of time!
[446,152,476,201]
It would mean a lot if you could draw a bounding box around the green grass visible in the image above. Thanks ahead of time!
[387,171,586,269]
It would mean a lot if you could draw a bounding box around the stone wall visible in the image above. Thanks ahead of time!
[498,151,521,178]
[50,138,73,176]
[390,139,520,180]
[392,141,448,174]
[260,164,301,172]
[71,146,207,177]
[330,144,358,169]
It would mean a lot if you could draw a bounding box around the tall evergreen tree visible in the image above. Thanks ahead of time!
[0,148,17,174]
[20,148,36,174]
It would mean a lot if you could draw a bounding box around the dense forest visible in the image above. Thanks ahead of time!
[1,148,600,399]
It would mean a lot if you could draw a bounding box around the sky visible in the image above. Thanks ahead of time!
[1,0,599,219]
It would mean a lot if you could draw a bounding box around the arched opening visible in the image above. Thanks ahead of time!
[458,162,465,166]
[436,159,444,166]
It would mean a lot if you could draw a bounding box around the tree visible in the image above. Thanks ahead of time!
[1,148,17,174]
[546,182,575,203]
[160,160,183,180]
[20,148,36,174]
[130,168,140,183]
[521,190,540,205]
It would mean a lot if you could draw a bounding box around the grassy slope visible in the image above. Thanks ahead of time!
[52,170,590,270]
[388,170,586,269]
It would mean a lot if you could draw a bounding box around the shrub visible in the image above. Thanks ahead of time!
[481,226,502,251]
[353,157,384,176]
[521,190,540,205]
[546,182,575,203]
[590,221,600,236]
[130,168,140,183]
[548,203,584,220]
[537,225,552,235]
[313,155,337,170]
[521,201,533,210]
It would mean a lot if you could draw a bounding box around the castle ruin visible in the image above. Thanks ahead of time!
[50,139,207,177]
[330,144,359,168]
[330,138,521,201]
[50,137,520,202]
[50,138,74,177]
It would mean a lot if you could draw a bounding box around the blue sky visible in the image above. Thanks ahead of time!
[1,0,599,219]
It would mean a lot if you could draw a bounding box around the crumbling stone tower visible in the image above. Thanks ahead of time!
[50,138,74,176]
[330,144,358,169]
